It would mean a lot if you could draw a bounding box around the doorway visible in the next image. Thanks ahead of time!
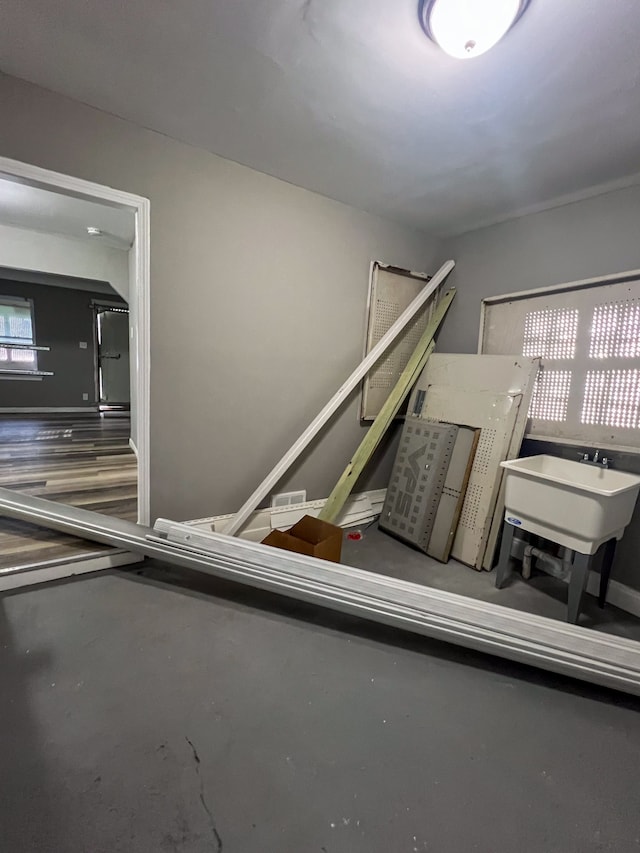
[0,156,149,588]
[0,154,150,526]
[95,304,131,409]
[0,274,138,575]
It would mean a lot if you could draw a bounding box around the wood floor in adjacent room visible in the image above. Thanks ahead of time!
[0,414,137,570]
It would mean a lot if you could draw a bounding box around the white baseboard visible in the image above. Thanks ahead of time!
[176,488,388,543]
[172,493,640,619]
[0,406,98,414]
[128,437,138,457]
[587,572,640,619]
[0,551,143,592]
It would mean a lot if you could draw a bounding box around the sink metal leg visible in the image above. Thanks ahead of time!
[495,521,516,589]
[598,538,617,609]
[568,552,591,624]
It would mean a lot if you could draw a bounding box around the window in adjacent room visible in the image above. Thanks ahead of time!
[0,297,38,370]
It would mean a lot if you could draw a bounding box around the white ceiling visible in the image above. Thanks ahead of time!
[0,177,135,249]
[2,0,640,234]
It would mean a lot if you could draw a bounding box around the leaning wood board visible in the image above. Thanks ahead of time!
[319,289,456,524]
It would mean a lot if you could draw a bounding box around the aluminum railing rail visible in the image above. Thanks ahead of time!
[0,487,639,696]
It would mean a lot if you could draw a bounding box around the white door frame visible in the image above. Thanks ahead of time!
[0,155,151,525]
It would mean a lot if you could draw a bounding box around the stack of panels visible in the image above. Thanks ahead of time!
[426,426,479,562]
[379,419,458,553]
[406,354,539,569]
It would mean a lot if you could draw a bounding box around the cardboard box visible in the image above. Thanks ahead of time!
[262,515,342,563]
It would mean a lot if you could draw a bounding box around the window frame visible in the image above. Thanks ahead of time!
[0,295,46,378]
[478,268,640,454]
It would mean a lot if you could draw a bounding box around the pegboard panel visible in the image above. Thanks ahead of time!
[368,298,401,390]
[470,428,497,479]
[379,419,457,551]
[361,264,438,420]
[372,299,402,337]
[418,388,520,568]
[409,354,537,568]
[589,299,640,359]
[481,274,640,450]
[582,369,640,429]
[523,307,578,360]
[451,420,513,567]
[529,370,572,422]
[458,482,485,531]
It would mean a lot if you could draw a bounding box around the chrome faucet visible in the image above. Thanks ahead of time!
[578,450,610,468]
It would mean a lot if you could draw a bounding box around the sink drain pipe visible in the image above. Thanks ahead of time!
[522,543,574,581]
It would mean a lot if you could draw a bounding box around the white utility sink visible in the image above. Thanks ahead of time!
[501,455,640,554]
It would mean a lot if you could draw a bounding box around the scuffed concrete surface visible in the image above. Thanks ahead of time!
[1,566,640,852]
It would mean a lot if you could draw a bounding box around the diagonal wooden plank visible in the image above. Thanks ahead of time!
[318,287,456,524]
[226,260,456,536]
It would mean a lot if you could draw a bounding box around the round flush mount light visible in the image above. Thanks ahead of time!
[87,226,103,236]
[420,0,530,59]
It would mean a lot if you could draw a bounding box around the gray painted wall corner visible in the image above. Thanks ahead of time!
[439,184,640,589]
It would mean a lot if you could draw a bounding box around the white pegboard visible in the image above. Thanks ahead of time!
[418,387,520,568]
[409,355,539,569]
[458,481,485,531]
[589,298,640,359]
[523,307,579,360]
[529,369,572,422]
[480,274,640,450]
[582,368,640,429]
[360,264,438,420]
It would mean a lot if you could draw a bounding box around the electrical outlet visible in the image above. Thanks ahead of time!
[79,341,88,349]
[82,392,89,401]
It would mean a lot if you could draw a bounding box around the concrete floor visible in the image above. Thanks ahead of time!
[342,527,640,641]
[2,564,640,853]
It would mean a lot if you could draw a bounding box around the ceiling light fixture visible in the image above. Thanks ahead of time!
[86,226,102,236]
[420,0,530,60]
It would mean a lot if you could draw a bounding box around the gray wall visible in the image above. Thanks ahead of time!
[440,186,640,590]
[0,222,129,302]
[437,185,640,354]
[0,278,125,409]
[0,73,439,520]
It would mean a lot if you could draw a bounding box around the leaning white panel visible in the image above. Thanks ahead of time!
[0,488,638,696]
[408,355,539,569]
[361,263,440,420]
[482,356,540,569]
[432,391,518,567]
